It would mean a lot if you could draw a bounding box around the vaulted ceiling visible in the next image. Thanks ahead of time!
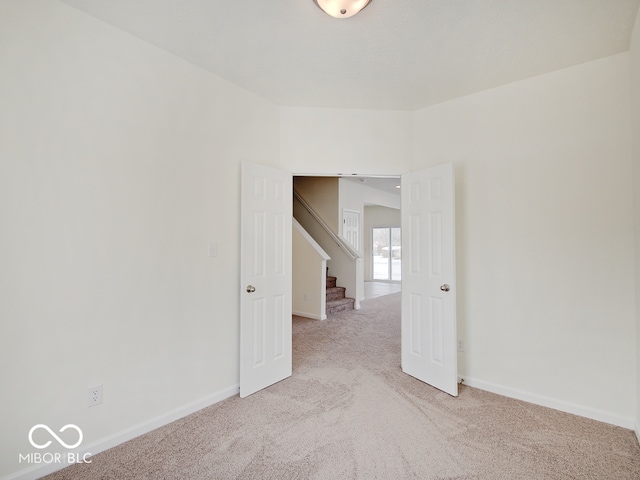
[60,0,639,111]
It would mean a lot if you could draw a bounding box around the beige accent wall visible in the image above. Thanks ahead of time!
[292,219,330,320]
[293,177,340,233]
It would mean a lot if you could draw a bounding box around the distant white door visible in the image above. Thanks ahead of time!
[401,163,457,396]
[342,209,360,252]
[240,162,292,398]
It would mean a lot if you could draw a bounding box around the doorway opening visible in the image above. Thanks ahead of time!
[292,174,402,315]
[241,162,457,398]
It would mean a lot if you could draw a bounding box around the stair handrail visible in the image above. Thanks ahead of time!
[293,189,361,261]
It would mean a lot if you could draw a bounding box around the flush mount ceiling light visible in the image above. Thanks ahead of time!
[313,0,372,18]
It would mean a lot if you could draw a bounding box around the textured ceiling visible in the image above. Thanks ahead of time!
[60,0,640,111]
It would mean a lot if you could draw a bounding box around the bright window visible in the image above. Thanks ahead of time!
[372,227,401,281]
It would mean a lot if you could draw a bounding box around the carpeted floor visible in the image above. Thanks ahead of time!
[45,292,640,479]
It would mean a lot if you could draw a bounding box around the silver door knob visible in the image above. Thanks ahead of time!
[246,285,256,293]
[440,284,450,292]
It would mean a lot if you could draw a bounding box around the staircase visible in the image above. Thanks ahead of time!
[326,275,355,315]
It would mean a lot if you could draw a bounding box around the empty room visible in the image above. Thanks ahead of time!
[2,0,640,478]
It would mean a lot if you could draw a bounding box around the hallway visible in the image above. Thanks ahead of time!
[363,281,401,300]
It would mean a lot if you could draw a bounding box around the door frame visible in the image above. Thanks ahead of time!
[242,169,457,396]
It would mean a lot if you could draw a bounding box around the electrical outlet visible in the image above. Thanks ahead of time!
[457,338,465,352]
[87,384,103,407]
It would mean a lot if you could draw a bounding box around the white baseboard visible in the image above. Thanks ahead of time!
[3,385,239,480]
[460,376,635,430]
[292,310,326,320]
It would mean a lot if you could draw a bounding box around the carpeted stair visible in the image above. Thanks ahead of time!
[326,275,355,315]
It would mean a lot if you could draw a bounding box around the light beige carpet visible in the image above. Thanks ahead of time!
[46,293,640,479]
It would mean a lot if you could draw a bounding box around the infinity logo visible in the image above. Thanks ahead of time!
[28,424,83,450]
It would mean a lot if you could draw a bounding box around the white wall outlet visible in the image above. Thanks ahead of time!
[87,384,103,407]
[208,242,218,258]
[457,338,465,352]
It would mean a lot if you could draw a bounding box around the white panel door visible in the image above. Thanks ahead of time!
[240,162,292,398]
[401,163,457,396]
[342,209,360,252]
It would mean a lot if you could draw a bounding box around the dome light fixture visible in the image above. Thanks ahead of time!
[313,0,372,19]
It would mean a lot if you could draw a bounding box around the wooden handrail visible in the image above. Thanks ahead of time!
[293,189,361,261]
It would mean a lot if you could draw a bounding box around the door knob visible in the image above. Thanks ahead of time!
[440,284,450,292]
[246,285,256,293]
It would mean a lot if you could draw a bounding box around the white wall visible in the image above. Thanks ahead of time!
[413,53,636,424]
[280,107,412,175]
[339,180,401,214]
[0,1,279,477]
[630,6,640,440]
[2,2,638,478]
[338,179,400,247]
